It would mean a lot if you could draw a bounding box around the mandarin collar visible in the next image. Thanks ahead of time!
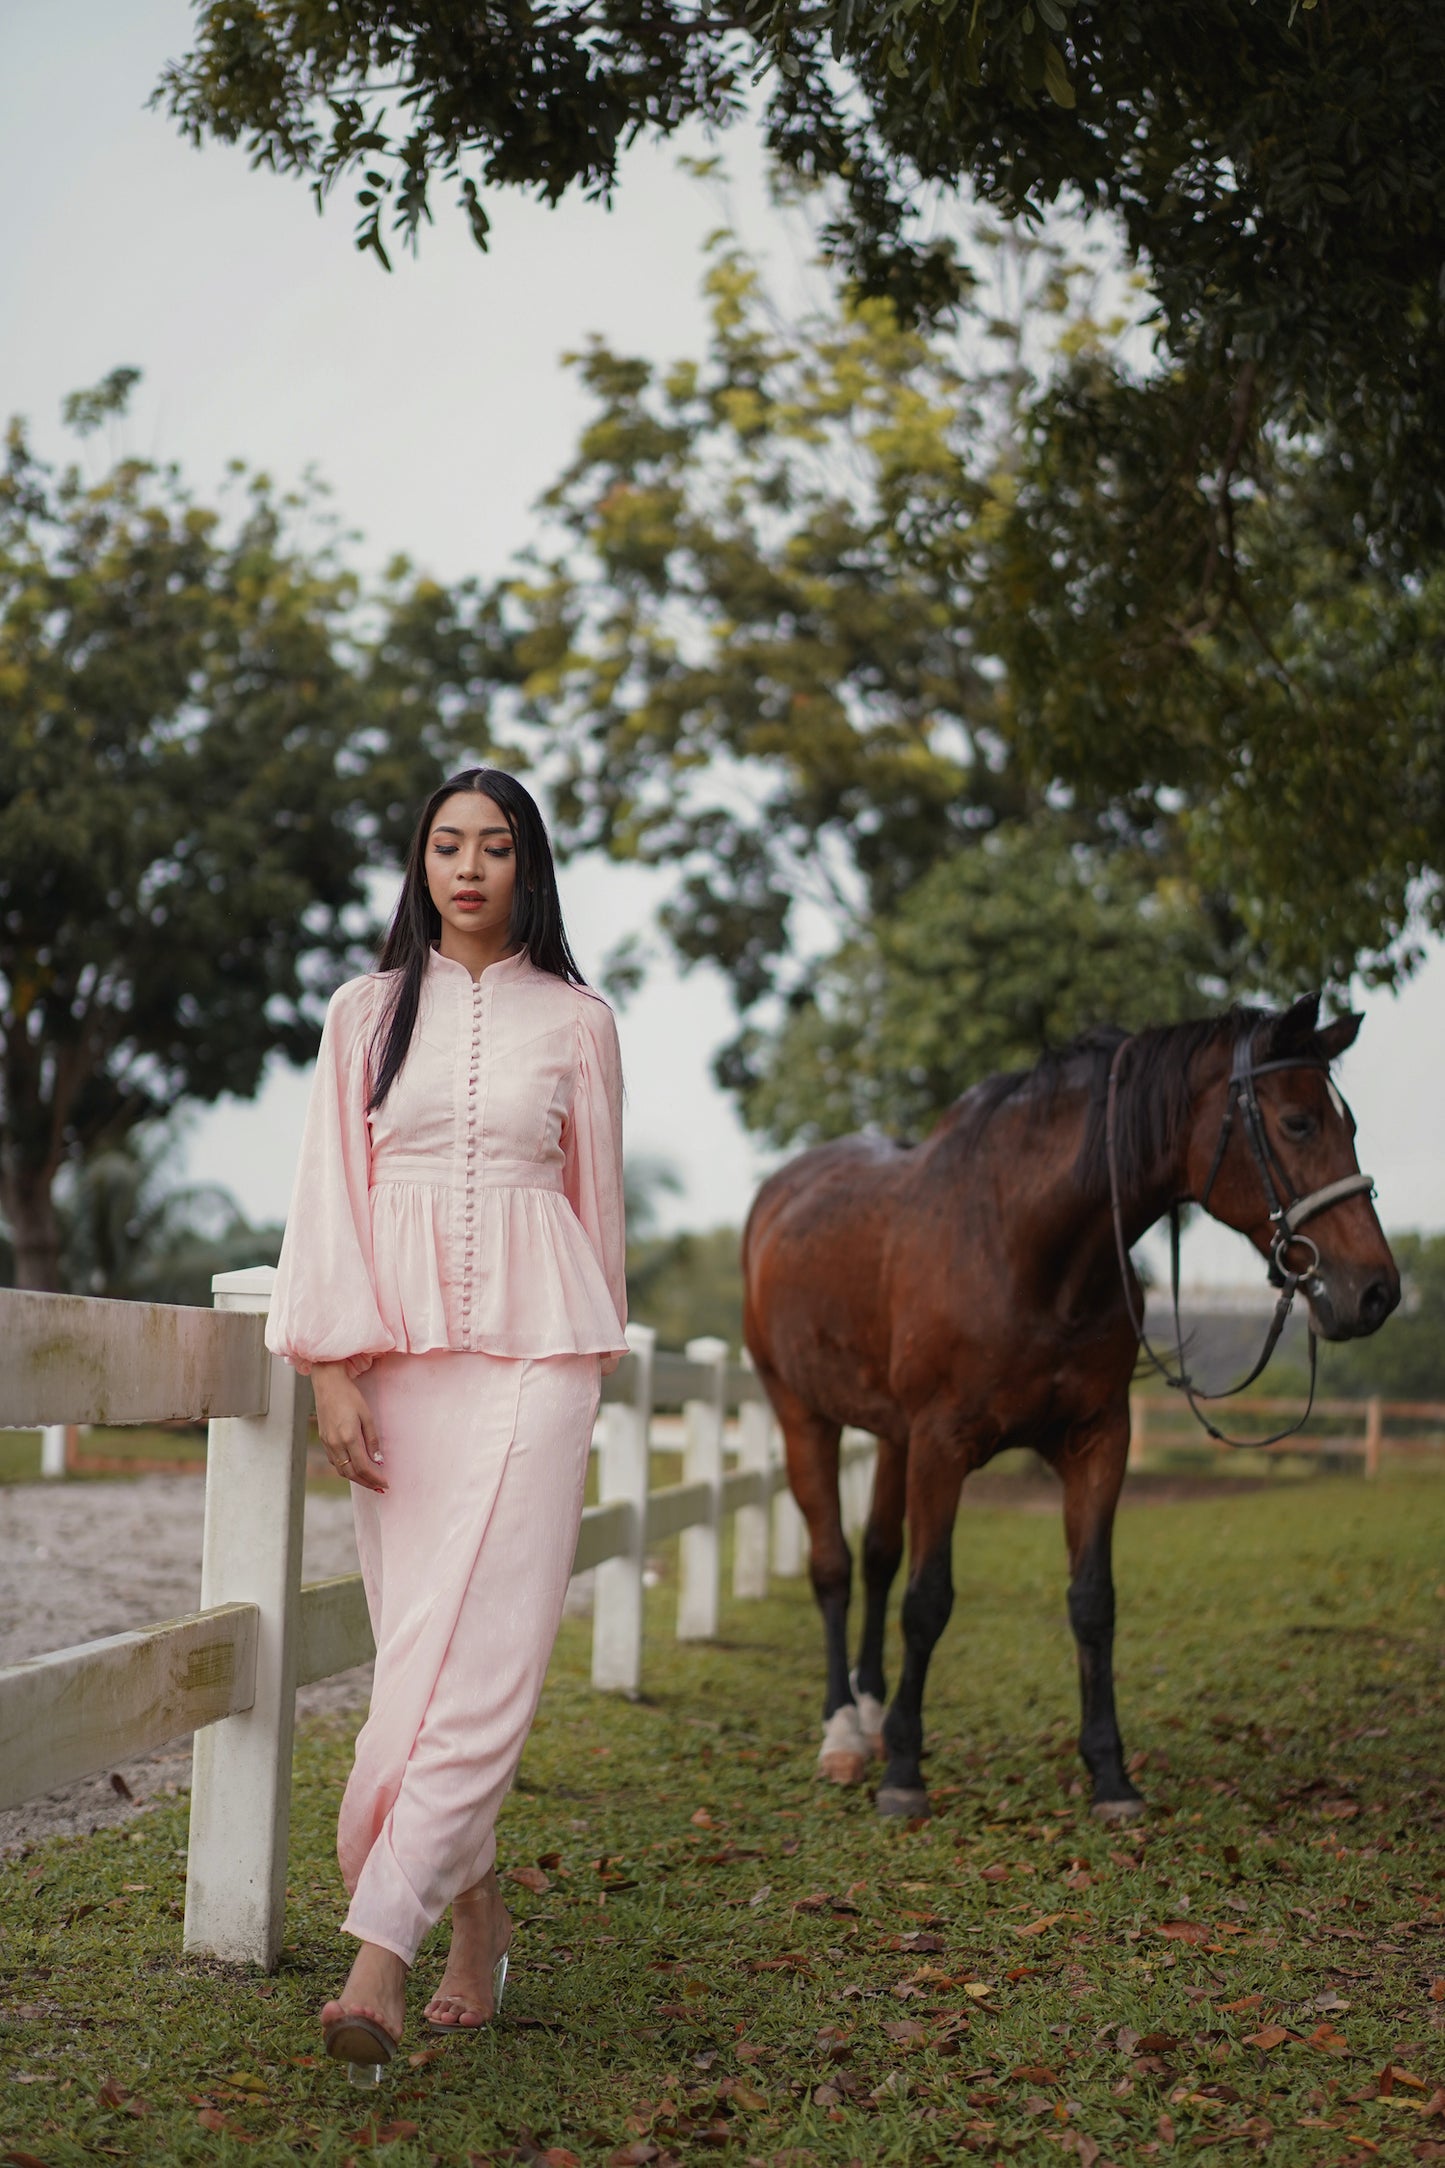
[427,944,532,987]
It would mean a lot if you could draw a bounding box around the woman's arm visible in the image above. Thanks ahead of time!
[562,995,627,1373]
[266,978,397,1379]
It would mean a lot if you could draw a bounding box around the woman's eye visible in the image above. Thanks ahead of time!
[433,844,457,856]
[485,846,513,859]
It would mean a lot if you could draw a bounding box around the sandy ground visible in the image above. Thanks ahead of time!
[0,1474,376,1857]
[0,1471,605,1858]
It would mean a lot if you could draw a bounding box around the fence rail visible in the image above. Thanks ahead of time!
[0,1268,868,1970]
[1129,1390,1445,1475]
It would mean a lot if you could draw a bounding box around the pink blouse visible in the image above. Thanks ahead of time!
[265,947,627,1372]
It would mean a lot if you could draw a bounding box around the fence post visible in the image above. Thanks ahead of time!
[184,1267,308,1970]
[840,1429,874,1538]
[771,1411,806,1578]
[40,1425,68,1479]
[1363,1395,1383,1480]
[678,1337,727,1640]
[734,1392,772,1601]
[592,1322,654,1696]
[1129,1391,1148,1473]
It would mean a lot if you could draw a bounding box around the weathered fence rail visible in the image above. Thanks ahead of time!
[1129,1390,1445,1474]
[0,1267,873,1969]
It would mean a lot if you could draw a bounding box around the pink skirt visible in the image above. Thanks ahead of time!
[338,1348,600,1964]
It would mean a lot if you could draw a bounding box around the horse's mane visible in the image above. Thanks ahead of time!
[938,1002,1339,1200]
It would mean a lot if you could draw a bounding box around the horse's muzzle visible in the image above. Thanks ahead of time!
[1304,1262,1401,1341]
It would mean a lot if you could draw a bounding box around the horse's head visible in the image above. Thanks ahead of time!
[1185,995,1399,1342]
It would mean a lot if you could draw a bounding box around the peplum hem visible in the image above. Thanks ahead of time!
[367,1182,627,1360]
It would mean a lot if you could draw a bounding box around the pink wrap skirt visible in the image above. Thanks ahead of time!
[338,1347,600,1964]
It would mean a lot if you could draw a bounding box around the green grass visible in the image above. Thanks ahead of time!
[2,1473,1443,2167]
[0,1428,211,1483]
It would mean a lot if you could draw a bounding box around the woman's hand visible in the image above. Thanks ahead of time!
[311,1363,387,1492]
[600,1353,622,1378]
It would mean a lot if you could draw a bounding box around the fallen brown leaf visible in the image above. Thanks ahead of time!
[1011,2063,1061,2084]
[882,2020,928,2047]
[507,1866,551,1895]
[1157,1921,1210,1944]
[1307,2023,1349,2054]
[1015,1912,1067,1937]
[1243,2025,1294,2051]
[1137,2033,1180,2054]
[97,2078,146,2117]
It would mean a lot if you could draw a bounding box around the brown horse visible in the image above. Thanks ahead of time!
[741,996,1399,1821]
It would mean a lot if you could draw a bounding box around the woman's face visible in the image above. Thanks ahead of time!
[424,792,519,946]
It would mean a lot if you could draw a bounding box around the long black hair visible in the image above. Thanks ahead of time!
[367,768,585,1112]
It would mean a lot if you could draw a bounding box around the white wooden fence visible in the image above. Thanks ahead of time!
[0,1267,874,1970]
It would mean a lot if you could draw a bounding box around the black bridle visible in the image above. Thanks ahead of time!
[1105,1027,1377,1448]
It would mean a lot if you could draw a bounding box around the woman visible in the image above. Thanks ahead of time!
[265,768,626,2072]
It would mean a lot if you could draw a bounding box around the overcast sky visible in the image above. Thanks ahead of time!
[4,1,1440,1284]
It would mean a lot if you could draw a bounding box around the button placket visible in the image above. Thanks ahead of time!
[461,974,483,1348]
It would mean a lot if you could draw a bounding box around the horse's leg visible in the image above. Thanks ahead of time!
[1059,1406,1145,1824]
[852,1433,906,1760]
[876,1425,967,1819]
[769,1385,866,1785]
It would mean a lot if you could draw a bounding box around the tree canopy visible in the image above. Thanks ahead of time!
[158,4,1445,1007]
[0,372,490,1287]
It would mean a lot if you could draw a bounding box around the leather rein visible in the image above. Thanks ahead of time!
[1105,1027,1376,1448]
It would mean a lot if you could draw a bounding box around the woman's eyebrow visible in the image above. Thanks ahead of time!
[432,823,512,838]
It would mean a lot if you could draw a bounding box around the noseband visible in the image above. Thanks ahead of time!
[1105,1027,1376,1448]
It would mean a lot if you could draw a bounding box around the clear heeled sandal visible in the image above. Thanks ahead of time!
[423,1946,509,2036]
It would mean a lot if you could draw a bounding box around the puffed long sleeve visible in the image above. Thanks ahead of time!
[561,996,627,1333]
[266,977,398,1376]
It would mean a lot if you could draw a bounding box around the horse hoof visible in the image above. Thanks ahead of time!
[1091,1794,1146,1825]
[817,1706,869,1787]
[875,1785,931,1820]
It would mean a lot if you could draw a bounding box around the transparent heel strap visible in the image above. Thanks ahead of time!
[347,2060,388,2088]
[493,1948,509,2010]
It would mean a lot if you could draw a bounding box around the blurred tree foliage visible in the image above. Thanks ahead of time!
[622,1154,744,1350]
[158,4,1445,777]
[628,1225,745,1353]
[467,239,1245,1132]
[0,370,493,1290]
[1262,1234,1445,1405]
[0,1127,283,1307]
[739,821,1236,1146]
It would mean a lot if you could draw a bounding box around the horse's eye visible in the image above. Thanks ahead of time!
[1279,1110,1317,1142]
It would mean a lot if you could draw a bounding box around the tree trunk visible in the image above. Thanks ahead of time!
[0,1159,64,1291]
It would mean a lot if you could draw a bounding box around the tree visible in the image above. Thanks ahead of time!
[0,372,490,1288]
[0,1126,285,1308]
[464,240,1241,1064]
[157,4,1445,960]
[737,820,1240,1146]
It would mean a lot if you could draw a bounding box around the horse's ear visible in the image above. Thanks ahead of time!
[1267,991,1321,1055]
[1316,1010,1363,1061]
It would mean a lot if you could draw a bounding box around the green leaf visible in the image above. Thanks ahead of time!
[1042,40,1075,108]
